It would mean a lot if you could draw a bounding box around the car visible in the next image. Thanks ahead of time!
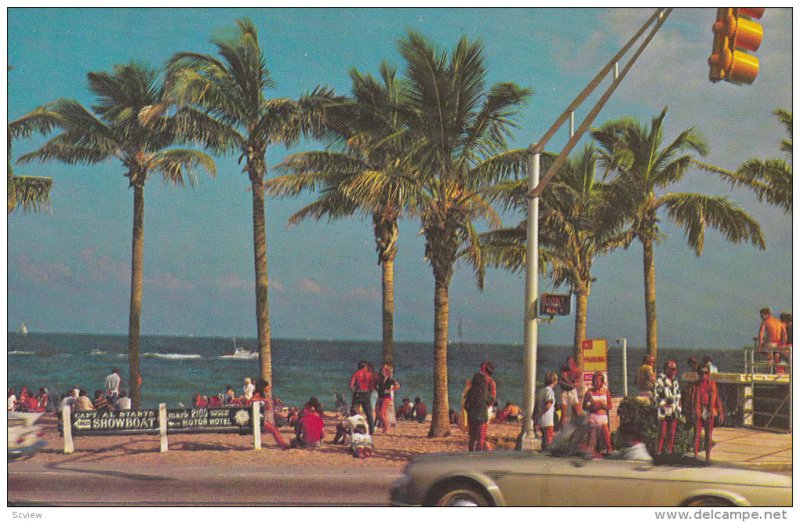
[389,419,791,507]
[8,412,47,460]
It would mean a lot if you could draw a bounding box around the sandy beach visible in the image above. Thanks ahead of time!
[27,411,523,469]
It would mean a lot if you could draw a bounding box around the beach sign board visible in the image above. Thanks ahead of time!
[64,409,160,435]
[582,339,608,392]
[166,407,254,434]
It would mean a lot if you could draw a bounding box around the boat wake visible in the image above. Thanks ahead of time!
[143,352,202,360]
[9,350,35,356]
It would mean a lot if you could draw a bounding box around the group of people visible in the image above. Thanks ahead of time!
[395,397,427,423]
[460,361,498,452]
[636,354,724,462]
[534,356,613,455]
[347,360,403,435]
[7,386,50,413]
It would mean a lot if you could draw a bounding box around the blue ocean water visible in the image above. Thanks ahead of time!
[7,333,747,409]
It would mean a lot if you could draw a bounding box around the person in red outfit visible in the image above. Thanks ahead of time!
[375,364,400,433]
[293,397,325,449]
[349,360,377,433]
[693,365,723,463]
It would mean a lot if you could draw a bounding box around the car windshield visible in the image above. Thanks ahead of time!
[546,416,653,463]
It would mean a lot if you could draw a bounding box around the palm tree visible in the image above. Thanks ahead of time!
[18,62,216,407]
[713,109,792,213]
[162,19,337,416]
[8,107,60,213]
[592,108,765,358]
[481,145,628,366]
[269,62,411,366]
[387,32,531,437]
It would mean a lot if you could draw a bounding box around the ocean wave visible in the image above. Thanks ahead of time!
[90,349,107,355]
[143,352,202,360]
[8,350,36,355]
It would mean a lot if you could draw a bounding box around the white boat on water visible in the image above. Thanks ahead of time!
[221,337,258,359]
[19,323,28,335]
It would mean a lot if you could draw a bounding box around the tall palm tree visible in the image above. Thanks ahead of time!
[481,145,628,365]
[18,62,216,407]
[269,62,411,366]
[384,32,531,437]
[592,108,765,358]
[162,19,337,416]
[8,107,60,213]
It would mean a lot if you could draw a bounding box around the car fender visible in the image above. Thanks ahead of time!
[427,471,506,506]
[681,489,750,507]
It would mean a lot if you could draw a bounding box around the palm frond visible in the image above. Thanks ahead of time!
[660,192,765,255]
[9,175,53,213]
[149,149,216,187]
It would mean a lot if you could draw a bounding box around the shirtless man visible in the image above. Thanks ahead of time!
[758,308,787,363]
[558,356,583,428]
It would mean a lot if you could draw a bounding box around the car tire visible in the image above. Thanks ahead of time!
[685,496,735,507]
[430,481,491,507]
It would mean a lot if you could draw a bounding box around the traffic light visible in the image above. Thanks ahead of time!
[709,8,765,85]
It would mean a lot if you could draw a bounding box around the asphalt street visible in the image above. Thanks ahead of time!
[8,461,402,506]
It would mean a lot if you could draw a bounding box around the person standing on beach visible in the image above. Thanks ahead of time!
[376,364,400,433]
[583,371,613,455]
[105,368,121,402]
[349,360,377,434]
[559,356,582,427]
[242,377,255,401]
[535,372,557,449]
[693,364,723,463]
[653,360,681,455]
[464,361,497,451]
[758,308,787,363]
[635,355,656,399]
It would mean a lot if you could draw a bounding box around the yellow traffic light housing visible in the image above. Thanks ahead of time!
[709,7,765,85]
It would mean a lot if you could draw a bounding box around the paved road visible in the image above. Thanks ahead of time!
[9,461,402,506]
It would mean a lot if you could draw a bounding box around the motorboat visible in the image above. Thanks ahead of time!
[221,337,259,359]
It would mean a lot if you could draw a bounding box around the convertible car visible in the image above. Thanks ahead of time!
[390,420,791,507]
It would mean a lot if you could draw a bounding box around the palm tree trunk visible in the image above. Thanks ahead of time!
[642,238,658,359]
[573,284,590,368]
[375,215,398,366]
[381,257,395,366]
[250,164,273,423]
[128,182,144,409]
[429,277,451,438]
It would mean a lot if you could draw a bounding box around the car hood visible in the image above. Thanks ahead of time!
[407,450,790,488]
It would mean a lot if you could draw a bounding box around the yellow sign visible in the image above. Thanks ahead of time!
[581,339,608,372]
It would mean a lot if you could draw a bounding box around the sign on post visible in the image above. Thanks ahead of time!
[582,338,608,393]
[539,293,571,316]
[166,407,254,433]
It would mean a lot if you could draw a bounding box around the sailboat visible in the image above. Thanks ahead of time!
[19,323,28,336]
[221,337,258,359]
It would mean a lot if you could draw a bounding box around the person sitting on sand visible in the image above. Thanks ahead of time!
[7,389,17,412]
[498,401,522,423]
[351,424,374,458]
[334,408,369,445]
[224,385,236,404]
[92,390,112,411]
[115,390,132,411]
[59,389,78,414]
[412,397,427,423]
[75,389,94,412]
[292,397,325,449]
[37,388,49,412]
[396,397,414,420]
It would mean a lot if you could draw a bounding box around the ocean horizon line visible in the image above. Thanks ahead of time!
[6,330,752,352]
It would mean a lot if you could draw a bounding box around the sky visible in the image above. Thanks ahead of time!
[5,7,794,349]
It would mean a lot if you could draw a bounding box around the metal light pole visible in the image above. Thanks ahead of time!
[518,8,671,450]
[617,338,628,396]
[520,151,540,449]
